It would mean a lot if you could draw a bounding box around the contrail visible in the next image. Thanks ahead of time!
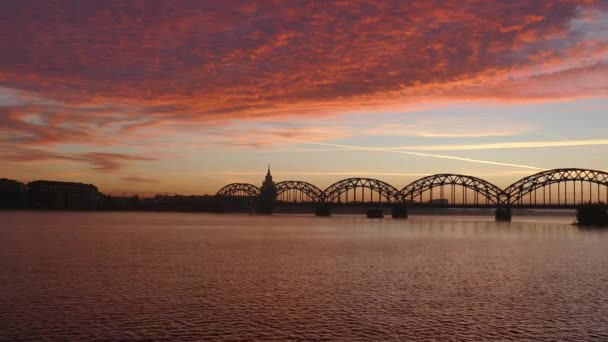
[222,171,433,177]
[381,139,608,151]
[289,141,544,170]
[389,150,544,170]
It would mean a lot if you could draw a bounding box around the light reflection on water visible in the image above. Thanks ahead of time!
[1,212,607,340]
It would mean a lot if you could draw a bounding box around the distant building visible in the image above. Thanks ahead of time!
[27,180,102,209]
[142,194,223,212]
[256,165,277,214]
[0,178,26,209]
[260,165,277,200]
[100,195,141,210]
[426,198,449,206]
[150,195,208,205]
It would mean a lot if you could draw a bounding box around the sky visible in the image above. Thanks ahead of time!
[1,0,607,196]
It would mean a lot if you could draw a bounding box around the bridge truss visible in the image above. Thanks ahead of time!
[400,174,505,206]
[214,168,608,208]
[276,181,324,203]
[216,183,260,197]
[503,168,608,206]
[323,178,400,204]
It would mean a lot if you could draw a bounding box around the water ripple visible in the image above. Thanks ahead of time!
[1,212,607,341]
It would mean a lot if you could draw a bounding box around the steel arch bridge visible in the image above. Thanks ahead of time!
[323,178,400,204]
[216,183,260,197]
[400,174,505,206]
[503,168,608,206]
[276,181,324,203]
[214,168,608,208]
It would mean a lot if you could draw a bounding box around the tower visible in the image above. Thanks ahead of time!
[263,164,274,188]
[257,165,277,214]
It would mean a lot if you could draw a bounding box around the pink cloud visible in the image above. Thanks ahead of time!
[0,0,606,161]
[0,146,154,172]
[0,1,605,106]
[121,176,159,183]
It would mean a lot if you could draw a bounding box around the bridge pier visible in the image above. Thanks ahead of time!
[315,203,331,217]
[391,205,408,219]
[366,208,384,218]
[495,207,512,222]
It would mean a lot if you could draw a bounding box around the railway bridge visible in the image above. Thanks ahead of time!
[215,168,608,220]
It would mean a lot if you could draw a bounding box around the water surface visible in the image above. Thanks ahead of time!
[1,212,607,340]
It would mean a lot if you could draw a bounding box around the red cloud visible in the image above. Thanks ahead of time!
[1,2,605,99]
[0,0,606,153]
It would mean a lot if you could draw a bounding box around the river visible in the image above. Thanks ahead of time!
[1,212,607,340]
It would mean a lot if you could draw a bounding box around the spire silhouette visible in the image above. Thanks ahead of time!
[258,163,277,214]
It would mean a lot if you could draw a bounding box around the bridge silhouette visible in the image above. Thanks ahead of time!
[216,168,608,210]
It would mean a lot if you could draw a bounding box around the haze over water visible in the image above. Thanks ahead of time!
[1,212,607,340]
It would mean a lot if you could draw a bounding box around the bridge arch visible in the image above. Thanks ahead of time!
[323,178,400,203]
[215,183,260,197]
[400,174,505,206]
[276,181,324,203]
[504,168,608,205]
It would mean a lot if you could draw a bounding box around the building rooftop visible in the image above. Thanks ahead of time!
[1,178,21,182]
[27,180,99,190]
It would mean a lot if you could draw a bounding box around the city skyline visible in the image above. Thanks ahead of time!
[5,167,607,210]
[1,1,607,195]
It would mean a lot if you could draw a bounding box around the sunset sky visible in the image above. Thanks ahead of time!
[1,0,607,195]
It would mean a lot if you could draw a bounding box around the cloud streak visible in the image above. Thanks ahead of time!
[122,176,159,183]
[291,141,544,170]
[359,119,537,138]
[0,147,155,172]
[379,139,608,151]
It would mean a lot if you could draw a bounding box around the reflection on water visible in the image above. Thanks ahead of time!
[1,212,607,340]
